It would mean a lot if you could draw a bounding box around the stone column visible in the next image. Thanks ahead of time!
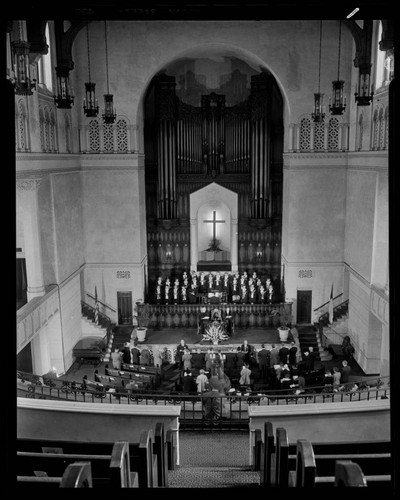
[190,218,198,272]
[17,178,45,301]
[230,218,238,272]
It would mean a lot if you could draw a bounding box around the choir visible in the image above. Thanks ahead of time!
[151,270,277,305]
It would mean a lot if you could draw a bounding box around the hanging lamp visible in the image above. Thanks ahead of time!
[329,20,346,115]
[83,22,98,117]
[311,20,325,123]
[11,21,36,95]
[102,20,116,124]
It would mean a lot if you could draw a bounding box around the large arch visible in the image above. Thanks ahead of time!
[135,42,291,153]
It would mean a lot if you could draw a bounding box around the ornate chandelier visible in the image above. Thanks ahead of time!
[102,20,116,124]
[329,21,346,115]
[83,22,99,117]
[311,20,325,123]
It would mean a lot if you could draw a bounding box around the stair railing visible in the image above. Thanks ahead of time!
[85,292,117,324]
[81,300,113,348]
[313,293,343,323]
[317,299,349,327]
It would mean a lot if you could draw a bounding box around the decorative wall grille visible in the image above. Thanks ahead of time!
[88,119,100,152]
[313,121,325,150]
[299,117,311,150]
[358,114,364,151]
[84,117,130,153]
[65,115,71,153]
[17,101,27,151]
[103,122,114,152]
[116,119,128,152]
[328,117,340,150]
[372,110,379,150]
[378,108,385,150]
[39,108,45,150]
[44,109,50,151]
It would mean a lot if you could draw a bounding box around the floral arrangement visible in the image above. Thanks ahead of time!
[206,238,222,252]
[202,321,229,343]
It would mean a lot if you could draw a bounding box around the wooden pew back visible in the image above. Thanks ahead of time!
[17,441,131,487]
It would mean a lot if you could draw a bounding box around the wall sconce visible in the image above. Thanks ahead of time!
[166,250,172,261]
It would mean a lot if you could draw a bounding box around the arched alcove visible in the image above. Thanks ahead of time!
[141,46,284,296]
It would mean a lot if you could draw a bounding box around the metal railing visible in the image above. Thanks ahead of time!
[17,370,390,430]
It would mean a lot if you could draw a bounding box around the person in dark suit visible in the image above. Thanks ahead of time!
[305,346,317,370]
[176,339,189,369]
[140,346,151,366]
[131,343,141,365]
[236,347,245,371]
[182,369,196,393]
[288,343,298,366]
[119,342,131,365]
[278,343,290,364]
[240,340,254,366]
[224,349,237,377]
[257,344,270,381]
[191,349,205,372]
[269,344,280,366]
[340,360,351,383]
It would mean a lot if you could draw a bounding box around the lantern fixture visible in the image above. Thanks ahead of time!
[11,23,36,96]
[354,63,374,105]
[54,68,74,108]
[102,21,116,124]
[311,20,325,123]
[83,22,98,117]
[329,21,346,115]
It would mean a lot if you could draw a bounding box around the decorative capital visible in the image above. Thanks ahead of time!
[16,178,42,191]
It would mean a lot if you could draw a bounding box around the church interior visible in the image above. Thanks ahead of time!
[12,1,396,489]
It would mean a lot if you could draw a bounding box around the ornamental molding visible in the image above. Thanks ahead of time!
[283,153,349,159]
[16,178,42,191]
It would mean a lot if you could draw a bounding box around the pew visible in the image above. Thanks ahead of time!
[252,428,262,471]
[17,424,173,488]
[17,441,133,487]
[105,367,157,386]
[18,461,94,488]
[166,429,177,471]
[260,422,391,488]
[259,421,274,487]
[120,363,161,386]
[288,440,392,487]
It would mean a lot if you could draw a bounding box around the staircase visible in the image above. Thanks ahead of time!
[316,299,349,359]
[297,325,332,362]
[81,301,116,363]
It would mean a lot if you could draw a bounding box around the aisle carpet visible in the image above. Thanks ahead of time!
[168,431,260,488]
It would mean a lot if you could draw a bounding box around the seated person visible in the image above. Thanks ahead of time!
[212,308,222,322]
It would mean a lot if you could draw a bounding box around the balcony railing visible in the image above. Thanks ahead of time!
[17,370,390,430]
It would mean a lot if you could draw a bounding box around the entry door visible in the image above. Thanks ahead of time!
[117,291,133,325]
[297,290,312,324]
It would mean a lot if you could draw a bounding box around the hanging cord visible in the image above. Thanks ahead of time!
[317,20,322,93]
[104,20,110,94]
[86,23,91,82]
[337,20,342,80]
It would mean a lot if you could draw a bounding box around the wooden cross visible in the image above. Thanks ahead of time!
[203,210,225,241]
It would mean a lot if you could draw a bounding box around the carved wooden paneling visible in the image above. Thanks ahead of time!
[138,302,291,329]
